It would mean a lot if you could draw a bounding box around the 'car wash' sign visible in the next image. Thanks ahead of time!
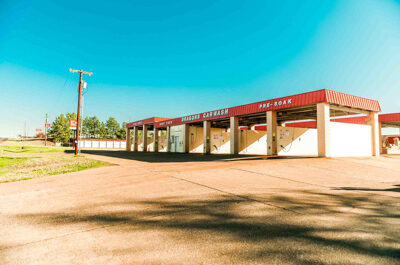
[203,108,229,119]
[181,108,229,122]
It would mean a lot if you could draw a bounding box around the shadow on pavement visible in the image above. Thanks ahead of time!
[12,190,400,264]
[334,184,400,193]
[77,150,316,163]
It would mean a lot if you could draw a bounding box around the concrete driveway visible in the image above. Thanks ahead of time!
[1,151,400,264]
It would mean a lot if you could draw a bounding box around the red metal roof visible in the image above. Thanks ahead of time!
[324,90,381,113]
[379,113,400,123]
[127,89,381,128]
[126,117,169,128]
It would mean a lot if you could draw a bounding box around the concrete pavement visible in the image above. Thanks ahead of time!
[1,151,400,264]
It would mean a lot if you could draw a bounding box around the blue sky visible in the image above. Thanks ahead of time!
[1,0,400,137]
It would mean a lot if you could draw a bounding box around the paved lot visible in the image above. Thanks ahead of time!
[1,151,400,264]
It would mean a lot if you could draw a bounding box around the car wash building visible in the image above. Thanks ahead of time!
[126,89,382,157]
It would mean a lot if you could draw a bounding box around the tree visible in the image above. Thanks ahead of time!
[106,117,119,139]
[82,116,101,138]
[98,122,108,139]
[49,113,125,141]
[49,113,76,145]
[115,122,127,140]
[82,117,90,138]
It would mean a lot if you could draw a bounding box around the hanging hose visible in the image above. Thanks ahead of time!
[280,127,296,153]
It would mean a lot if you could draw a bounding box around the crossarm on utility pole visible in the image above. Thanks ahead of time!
[69,69,93,76]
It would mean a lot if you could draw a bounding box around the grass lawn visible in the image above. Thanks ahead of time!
[0,155,111,182]
[0,145,68,154]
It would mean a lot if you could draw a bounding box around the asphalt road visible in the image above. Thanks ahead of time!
[1,151,400,264]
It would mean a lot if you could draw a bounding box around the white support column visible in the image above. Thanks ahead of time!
[133,126,138,151]
[203,120,211,154]
[379,122,384,154]
[266,111,278,156]
[368,112,380,156]
[142,124,148,152]
[317,103,331,157]
[126,128,132,151]
[153,127,159,152]
[166,126,171,152]
[230,116,239,155]
[183,124,190,153]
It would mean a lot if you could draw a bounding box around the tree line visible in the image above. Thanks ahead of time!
[49,113,126,144]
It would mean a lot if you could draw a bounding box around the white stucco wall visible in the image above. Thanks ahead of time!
[99,141,107,148]
[186,126,318,156]
[277,127,318,156]
[148,141,154,152]
[239,130,266,155]
[188,126,230,154]
[210,129,230,154]
[330,122,372,157]
[163,122,373,157]
[79,140,126,149]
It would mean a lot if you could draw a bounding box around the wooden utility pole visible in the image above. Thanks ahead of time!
[45,113,48,146]
[69,69,93,155]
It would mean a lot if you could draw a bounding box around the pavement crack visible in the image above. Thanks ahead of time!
[232,168,329,188]
[169,173,301,214]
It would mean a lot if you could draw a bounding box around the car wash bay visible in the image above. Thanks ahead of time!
[126,89,381,157]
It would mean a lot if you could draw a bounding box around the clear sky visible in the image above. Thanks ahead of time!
[1,0,400,137]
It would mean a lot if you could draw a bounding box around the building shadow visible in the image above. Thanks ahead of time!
[333,184,400,193]
[77,150,317,163]
[10,190,400,264]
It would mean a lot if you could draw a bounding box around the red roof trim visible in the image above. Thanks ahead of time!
[379,113,400,123]
[126,89,381,129]
[155,90,328,128]
[126,117,170,128]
